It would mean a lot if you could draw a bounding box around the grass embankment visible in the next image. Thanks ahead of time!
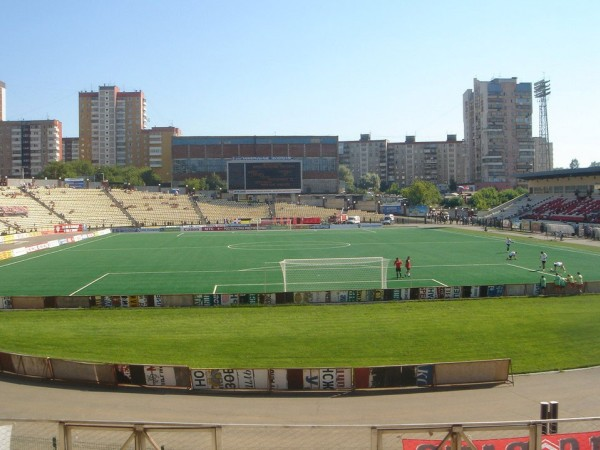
[2,296,599,373]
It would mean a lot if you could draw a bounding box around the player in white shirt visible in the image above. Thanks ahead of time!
[553,261,566,273]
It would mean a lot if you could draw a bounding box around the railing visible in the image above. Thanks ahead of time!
[0,417,598,449]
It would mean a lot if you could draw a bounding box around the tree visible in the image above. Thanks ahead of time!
[570,159,580,169]
[37,161,76,180]
[498,187,527,204]
[206,173,226,191]
[442,196,464,208]
[400,180,442,206]
[338,165,354,192]
[139,168,162,186]
[386,182,402,195]
[183,177,207,191]
[590,161,600,167]
[471,187,500,210]
[357,172,381,192]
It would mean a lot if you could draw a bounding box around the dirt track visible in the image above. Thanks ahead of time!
[1,367,599,424]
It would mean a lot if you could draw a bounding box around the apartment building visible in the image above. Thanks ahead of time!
[141,126,181,183]
[0,119,62,178]
[62,137,79,162]
[339,134,465,189]
[79,86,146,166]
[463,77,534,188]
[338,134,388,184]
[387,135,465,188]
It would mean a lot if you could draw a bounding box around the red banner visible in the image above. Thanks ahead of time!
[403,431,600,450]
[53,223,83,233]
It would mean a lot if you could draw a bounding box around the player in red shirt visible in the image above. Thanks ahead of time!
[394,257,403,278]
[405,256,412,277]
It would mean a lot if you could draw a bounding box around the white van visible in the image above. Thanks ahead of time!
[346,215,361,224]
[382,214,394,225]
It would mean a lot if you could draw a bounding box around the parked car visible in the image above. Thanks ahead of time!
[382,214,394,225]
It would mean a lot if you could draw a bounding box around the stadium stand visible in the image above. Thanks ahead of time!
[195,198,270,224]
[28,187,131,228]
[110,190,202,226]
[0,187,64,233]
[0,186,394,233]
[521,196,600,223]
[480,194,554,221]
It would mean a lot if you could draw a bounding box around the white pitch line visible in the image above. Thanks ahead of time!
[431,279,448,287]
[415,263,504,268]
[69,273,111,296]
[0,234,116,269]
[507,263,536,271]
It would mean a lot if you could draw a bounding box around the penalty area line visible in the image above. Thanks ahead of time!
[69,273,111,296]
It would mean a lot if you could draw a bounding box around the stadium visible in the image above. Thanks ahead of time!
[1,166,600,449]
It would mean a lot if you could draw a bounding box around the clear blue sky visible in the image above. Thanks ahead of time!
[2,0,599,169]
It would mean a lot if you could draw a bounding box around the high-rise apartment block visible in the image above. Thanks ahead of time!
[62,137,79,162]
[142,126,181,183]
[79,86,146,166]
[339,134,465,190]
[0,81,6,121]
[387,135,465,188]
[0,120,62,178]
[463,77,534,188]
[338,134,389,183]
[0,81,63,178]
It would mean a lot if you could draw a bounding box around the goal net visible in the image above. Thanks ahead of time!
[279,257,389,292]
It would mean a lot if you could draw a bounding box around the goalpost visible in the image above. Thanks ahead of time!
[279,257,389,292]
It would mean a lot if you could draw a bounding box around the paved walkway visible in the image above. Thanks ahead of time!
[1,367,599,424]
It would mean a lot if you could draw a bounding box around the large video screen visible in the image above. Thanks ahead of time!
[227,160,302,194]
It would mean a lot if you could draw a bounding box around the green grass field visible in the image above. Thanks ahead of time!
[1,226,600,373]
[0,226,597,296]
[2,297,600,373]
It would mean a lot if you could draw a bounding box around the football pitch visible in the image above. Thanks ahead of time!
[1,226,598,297]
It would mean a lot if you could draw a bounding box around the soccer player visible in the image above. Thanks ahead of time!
[505,238,513,252]
[539,275,547,296]
[507,250,517,260]
[405,256,412,277]
[576,272,584,293]
[553,261,566,273]
[394,257,403,279]
[540,251,548,270]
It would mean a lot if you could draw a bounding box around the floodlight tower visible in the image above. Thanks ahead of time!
[534,79,551,171]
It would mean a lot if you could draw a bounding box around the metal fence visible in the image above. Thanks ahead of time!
[1,417,599,450]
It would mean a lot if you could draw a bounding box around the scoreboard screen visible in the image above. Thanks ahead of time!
[227,160,302,194]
